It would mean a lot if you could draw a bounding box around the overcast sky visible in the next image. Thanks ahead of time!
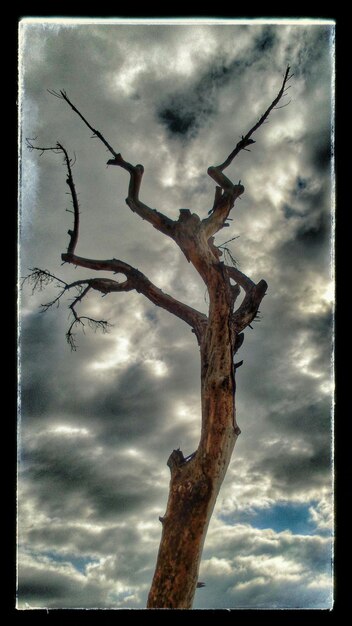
[18,18,335,610]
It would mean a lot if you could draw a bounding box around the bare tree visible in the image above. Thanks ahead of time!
[23,66,292,609]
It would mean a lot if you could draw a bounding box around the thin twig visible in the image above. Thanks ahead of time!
[216,66,292,172]
[274,100,291,110]
[56,90,118,159]
[218,235,240,247]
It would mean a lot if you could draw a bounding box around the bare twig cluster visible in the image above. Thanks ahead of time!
[22,268,112,350]
[218,235,240,268]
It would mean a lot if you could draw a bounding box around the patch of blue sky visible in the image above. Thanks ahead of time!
[220,501,330,536]
[43,551,99,573]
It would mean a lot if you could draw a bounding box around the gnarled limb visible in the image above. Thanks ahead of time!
[51,90,176,238]
[106,153,175,236]
[210,186,222,213]
[24,262,208,347]
[61,252,208,343]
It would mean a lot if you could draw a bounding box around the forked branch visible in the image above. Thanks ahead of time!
[203,66,292,238]
[50,90,176,238]
[65,284,111,351]
[24,254,208,347]
[61,252,208,343]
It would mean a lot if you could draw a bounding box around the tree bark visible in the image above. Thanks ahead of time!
[147,268,241,608]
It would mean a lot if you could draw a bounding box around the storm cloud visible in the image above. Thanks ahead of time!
[18,19,334,609]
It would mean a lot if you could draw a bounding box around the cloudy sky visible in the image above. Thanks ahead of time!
[18,19,335,610]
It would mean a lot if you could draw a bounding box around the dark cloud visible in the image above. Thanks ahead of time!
[269,399,331,437]
[156,25,280,140]
[26,523,142,559]
[313,140,332,172]
[158,106,198,137]
[283,203,306,219]
[17,556,110,608]
[254,26,277,52]
[19,575,68,601]
[156,60,230,138]
[295,209,329,246]
[276,209,330,270]
[251,443,331,493]
[20,303,201,457]
[21,421,166,522]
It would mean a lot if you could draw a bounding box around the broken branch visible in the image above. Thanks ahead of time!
[202,175,244,238]
[233,279,268,332]
[224,265,255,292]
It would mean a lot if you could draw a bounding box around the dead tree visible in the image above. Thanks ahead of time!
[23,67,292,608]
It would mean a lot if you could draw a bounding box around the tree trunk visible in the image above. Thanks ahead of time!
[147,281,240,608]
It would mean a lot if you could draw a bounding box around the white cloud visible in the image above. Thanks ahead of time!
[196,522,332,609]
[309,498,333,531]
